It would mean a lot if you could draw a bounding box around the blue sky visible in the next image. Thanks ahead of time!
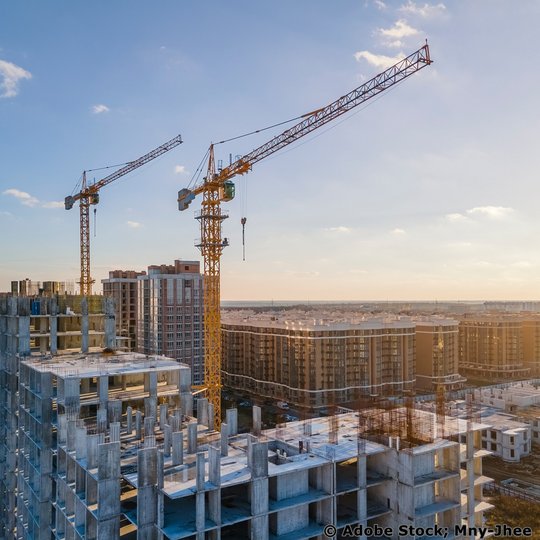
[1,1,540,301]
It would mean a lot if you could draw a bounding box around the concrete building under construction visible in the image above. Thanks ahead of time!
[222,311,416,410]
[0,294,116,538]
[10,386,494,540]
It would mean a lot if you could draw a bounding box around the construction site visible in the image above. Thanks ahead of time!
[0,291,498,539]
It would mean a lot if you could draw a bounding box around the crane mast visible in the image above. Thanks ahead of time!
[179,44,432,427]
[66,134,183,296]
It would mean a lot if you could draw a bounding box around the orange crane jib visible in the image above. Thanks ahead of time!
[66,134,183,296]
[178,44,432,428]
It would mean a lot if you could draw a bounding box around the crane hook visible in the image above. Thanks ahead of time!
[241,217,247,261]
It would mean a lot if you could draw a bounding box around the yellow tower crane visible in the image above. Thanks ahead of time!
[178,44,432,427]
[65,135,183,296]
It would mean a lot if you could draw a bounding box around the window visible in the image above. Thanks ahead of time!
[491,443,497,451]
[510,449,515,458]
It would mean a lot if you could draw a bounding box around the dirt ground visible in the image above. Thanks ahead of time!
[483,450,540,485]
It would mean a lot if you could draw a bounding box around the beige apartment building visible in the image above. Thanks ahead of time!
[222,312,415,410]
[415,318,466,392]
[458,315,530,381]
[102,269,146,351]
[522,316,540,376]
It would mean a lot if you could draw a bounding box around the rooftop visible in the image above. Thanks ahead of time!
[21,350,186,379]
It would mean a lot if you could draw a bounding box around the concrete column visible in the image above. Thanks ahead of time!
[252,406,261,436]
[81,297,89,353]
[196,453,206,533]
[197,398,208,425]
[207,403,215,431]
[110,422,121,443]
[137,447,158,539]
[157,450,164,531]
[220,423,229,457]
[144,435,156,448]
[172,432,184,466]
[226,408,238,436]
[104,296,116,349]
[135,410,143,440]
[97,442,121,538]
[98,376,109,406]
[67,420,77,452]
[163,424,172,457]
[145,370,158,397]
[144,396,157,421]
[75,426,87,460]
[170,414,180,433]
[188,422,198,454]
[126,406,133,434]
[108,400,122,425]
[250,441,269,540]
[159,404,168,431]
[208,446,221,487]
[50,298,58,355]
[144,417,155,439]
[466,431,476,527]
[63,377,81,419]
[97,407,108,433]
[87,435,100,468]
[208,446,221,532]
[58,414,67,445]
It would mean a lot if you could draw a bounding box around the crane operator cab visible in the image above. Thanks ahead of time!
[220,180,235,202]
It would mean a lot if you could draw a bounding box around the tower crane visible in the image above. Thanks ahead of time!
[65,135,183,296]
[178,44,432,427]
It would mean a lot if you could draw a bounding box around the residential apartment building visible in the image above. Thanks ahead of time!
[137,260,204,385]
[415,318,466,392]
[222,312,416,410]
[458,315,530,381]
[522,316,540,376]
[480,413,531,462]
[102,269,146,351]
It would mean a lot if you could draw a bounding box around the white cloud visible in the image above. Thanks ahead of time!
[174,165,188,174]
[127,221,142,228]
[92,104,110,114]
[42,201,64,209]
[445,212,468,222]
[3,188,39,207]
[374,0,387,9]
[0,210,12,217]
[3,188,65,209]
[0,59,32,98]
[466,206,514,219]
[378,19,419,39]
[325,226,351,233]
[354,50,405,69]
[399,1,446,18]
[391,228,406,235]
